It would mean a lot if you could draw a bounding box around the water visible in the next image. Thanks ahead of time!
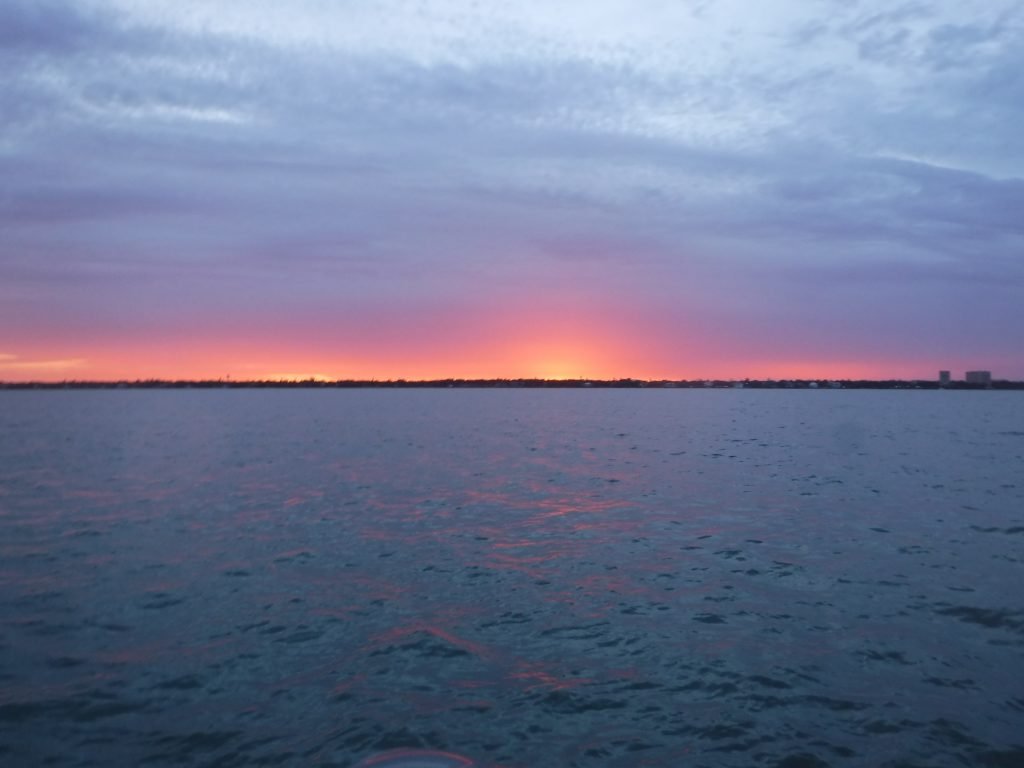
[0,389,1022,767]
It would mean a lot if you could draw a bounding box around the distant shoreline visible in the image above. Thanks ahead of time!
[2,379,1021,390]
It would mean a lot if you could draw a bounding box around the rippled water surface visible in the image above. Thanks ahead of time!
[1,389,1022,767]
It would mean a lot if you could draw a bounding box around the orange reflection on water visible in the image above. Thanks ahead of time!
[283,491,324,508]
[440,482,644,580]
[508,663,593,692]
[368,623,496,661]
[360,617,608,700]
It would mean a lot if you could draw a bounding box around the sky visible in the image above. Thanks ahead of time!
[2,0,1023,382]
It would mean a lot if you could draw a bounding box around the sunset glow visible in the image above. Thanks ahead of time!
[0,336,957,384]
[2,0,1022,382]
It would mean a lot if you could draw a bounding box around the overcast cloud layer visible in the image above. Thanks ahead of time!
[2,0,1022,379]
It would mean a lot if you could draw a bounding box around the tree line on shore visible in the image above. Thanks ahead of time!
[1,378,1019,390]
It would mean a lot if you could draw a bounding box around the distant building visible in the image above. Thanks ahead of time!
[939,370,951,386]
[965,370,992,385]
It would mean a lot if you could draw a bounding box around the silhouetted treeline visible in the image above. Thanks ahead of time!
[2,379,1021,390]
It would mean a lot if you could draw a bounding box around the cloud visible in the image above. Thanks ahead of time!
[0,354,86,371]
[0,0,108,55]
[2,0,1022,375]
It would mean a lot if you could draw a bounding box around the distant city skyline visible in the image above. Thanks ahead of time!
[2,1,1023,382]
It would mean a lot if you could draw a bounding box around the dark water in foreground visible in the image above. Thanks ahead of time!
[1,390,1022,768]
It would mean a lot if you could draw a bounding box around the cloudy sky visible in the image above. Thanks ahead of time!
[2,0,1022,381]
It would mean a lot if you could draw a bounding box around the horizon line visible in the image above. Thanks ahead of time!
[1,376,1018,389]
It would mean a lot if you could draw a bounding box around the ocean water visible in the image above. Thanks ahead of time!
[0,389,1022,768]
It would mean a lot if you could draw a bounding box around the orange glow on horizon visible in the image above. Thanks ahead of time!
[0,303,971,383]
[2,337,629,384]
[0,338,955,383]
